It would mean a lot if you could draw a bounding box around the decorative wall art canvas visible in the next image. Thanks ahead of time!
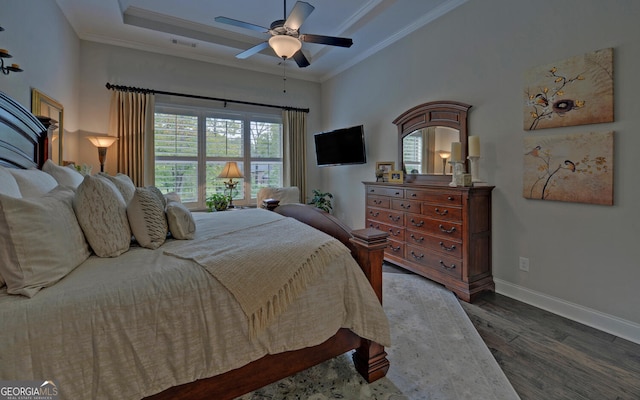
[523,131,613,205]
[523,48,613,130]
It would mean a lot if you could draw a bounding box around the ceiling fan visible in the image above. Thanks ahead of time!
[214,0,353,68]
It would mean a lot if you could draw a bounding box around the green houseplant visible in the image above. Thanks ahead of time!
[206,193,229,212]
[309,189,333,213]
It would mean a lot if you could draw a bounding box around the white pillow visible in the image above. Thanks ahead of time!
[74,175,131,257]
[0,166,21,198]
[0,186,91,297]
[164,192,182,204]
[127,186,168,249]
[8,168,57,197]
[166,201,196,240]
[97,173,136,204]
[43,159,84,188]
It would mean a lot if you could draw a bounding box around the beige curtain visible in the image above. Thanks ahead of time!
[282,109,307,203]
[108,91,155,186]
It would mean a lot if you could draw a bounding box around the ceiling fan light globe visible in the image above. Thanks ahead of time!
[269,35,302,59]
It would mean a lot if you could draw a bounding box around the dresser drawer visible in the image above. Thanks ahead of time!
[406,230,463,258]
[385,239,405,258]
[367,208,404,226]
[422,203,462,222]
[391,198,421,214]
[405,213,462,241]
[406,245,462,279]
[366,186,404,198]
[406,190,462,205]
[367,195,391,209]
[367,220,405,241]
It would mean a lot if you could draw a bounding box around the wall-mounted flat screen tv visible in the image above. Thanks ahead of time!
[314,125,366,166]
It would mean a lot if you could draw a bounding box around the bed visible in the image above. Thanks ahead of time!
[0,91,390,399]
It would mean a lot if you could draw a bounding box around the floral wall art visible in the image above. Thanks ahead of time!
[523,131,613,205]
[523,48,613,130]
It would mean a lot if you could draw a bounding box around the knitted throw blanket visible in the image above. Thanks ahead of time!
[164,217,350,337]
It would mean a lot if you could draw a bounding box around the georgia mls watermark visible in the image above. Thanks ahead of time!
[0,380,59,400]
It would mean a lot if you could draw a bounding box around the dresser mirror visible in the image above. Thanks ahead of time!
[393,101,471,184]
[31,89,64,165]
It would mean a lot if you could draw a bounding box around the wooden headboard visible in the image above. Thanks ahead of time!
[0,91,48,169]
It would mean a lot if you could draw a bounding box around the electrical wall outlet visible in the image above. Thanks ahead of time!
[519,256,530,272]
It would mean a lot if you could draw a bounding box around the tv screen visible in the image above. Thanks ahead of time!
[314,125,366,166]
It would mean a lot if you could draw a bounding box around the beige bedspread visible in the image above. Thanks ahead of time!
[0,209,390,400]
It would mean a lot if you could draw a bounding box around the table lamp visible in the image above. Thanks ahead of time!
[218,161,244,208]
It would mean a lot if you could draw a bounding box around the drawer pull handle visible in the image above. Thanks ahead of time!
[373,199,382,205]
[388,215,401,222]
[410,218,424,227]
[370,189,375,193]
[389,229,401,236]
[410,251,424,260]
[410,193,417,198]
[447,196,454,201]
[368,223,380,229]
[410,234,424,243]
[439,224,456,234]
[369,211,380,217]
[434,208,448,216]
[389,244,401,252]
[400,203,411,210]
[439,260,456,270]
[439,242,456,251]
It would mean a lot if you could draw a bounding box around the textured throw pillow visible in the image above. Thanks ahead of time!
[0,186,91,297]
[97,173,136,204]
[43,159,84,188]
[8,168,58,197]
[166,201,196,240]
[74,175,131,257]
[0,166,21,198]
[164,192,182,204]
[147,185,167,209]
[127,186,168,249]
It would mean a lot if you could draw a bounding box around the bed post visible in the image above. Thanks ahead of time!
[349,228,390,382]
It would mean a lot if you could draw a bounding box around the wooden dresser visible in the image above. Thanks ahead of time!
[364,182,494,302]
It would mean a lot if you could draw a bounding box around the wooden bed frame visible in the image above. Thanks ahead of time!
[0,91,390,400]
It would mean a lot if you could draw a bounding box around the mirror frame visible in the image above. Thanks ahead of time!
[31,89,64,165]
[394,101,471,184]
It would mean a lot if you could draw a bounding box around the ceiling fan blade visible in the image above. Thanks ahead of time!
[284,1,315,31]
[214,16,268,33]
[236,41,270,59]
[292,50,310,68]
[300,34,353,48]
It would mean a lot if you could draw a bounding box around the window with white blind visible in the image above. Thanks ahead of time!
[154,103,283,209]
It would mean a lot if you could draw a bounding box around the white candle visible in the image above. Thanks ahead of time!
[450,142,461,162]
[468,136,480,157]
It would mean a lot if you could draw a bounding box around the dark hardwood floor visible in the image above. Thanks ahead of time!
[382,264,640,399]
[460,290,640,400]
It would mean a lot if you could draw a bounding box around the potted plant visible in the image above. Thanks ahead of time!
[206,193,229,212]
[309,189,333,213]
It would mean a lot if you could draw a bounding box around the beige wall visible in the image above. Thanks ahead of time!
[320,0,640,341]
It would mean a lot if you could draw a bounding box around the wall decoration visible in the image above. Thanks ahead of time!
[523,131,613,205]
[523,48,613,130]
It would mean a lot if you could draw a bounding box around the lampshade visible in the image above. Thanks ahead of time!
[218,161,244,179]
[86,136,118,148]
[438,150,451,159]
[269,35,302,59]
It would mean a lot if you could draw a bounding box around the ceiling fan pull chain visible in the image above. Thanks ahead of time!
[282,58,287,93]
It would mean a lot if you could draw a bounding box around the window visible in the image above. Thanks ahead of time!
[154,103,283,209]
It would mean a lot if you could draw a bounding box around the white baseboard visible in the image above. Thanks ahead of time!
[494,279,640,345]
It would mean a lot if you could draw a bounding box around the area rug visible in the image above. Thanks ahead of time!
[237,272,519,399]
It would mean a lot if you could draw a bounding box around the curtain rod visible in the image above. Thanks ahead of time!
[105,83,309,113]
